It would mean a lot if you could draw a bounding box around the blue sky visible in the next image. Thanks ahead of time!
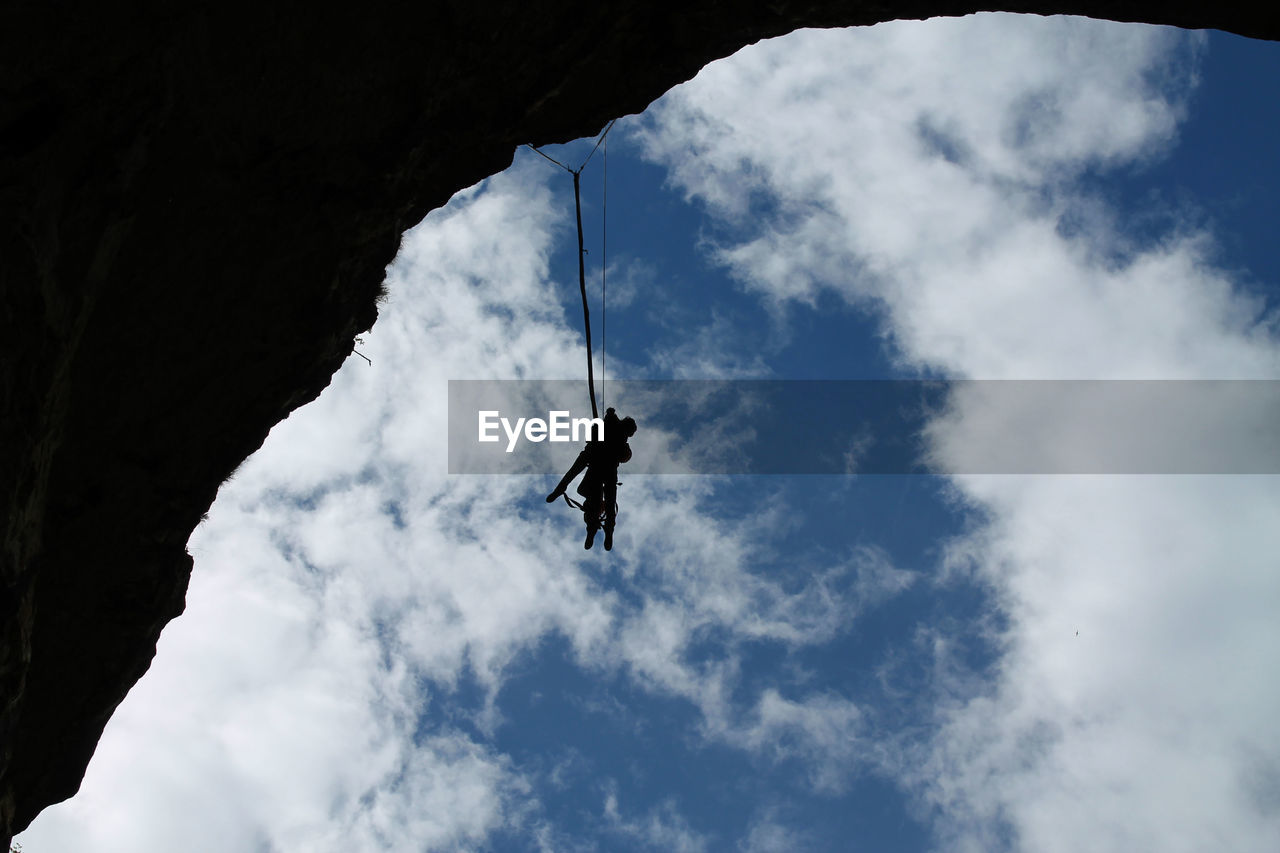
[20,15,1280,853]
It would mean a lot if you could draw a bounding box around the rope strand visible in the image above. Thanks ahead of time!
[525,144,573,173]
[525,118,617,177]
[526,119,618,421]
[572,170,599,420]
[601,135,607,412]
[577,118,617,173]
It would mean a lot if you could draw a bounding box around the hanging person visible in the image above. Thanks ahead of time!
[546,407,637,550]
[530,122,628,548]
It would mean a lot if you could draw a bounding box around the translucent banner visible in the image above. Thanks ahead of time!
[448,380,1280,475]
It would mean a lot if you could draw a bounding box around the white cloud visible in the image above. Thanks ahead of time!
[915,474,1280,853]
[637,13,1280,853]
[18,164,583,853]
[603,788,710,853]
[635,16,1280,381]
[738,810,813,853]
[645,311,776,378]
[21,145,910,850]
[730,689,864,793]
[25,15,1272,852]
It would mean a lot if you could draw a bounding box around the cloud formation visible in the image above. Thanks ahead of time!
[21,14,1280,852]
[637,13,1280,852]
[22,159,898,850]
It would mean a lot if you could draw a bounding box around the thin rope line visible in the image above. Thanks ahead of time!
[525,144,573,173]
[526,118,617,177]
[573,170,599,420]
[526,119,618,419]
[577,118,618,173]
[601,135,607,411]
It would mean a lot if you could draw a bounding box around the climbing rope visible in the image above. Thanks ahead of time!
[571,169,597,419]
[526,119,617,421]
[601,134,608,412]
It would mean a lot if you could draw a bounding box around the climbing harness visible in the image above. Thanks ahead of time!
[558,487,617,524]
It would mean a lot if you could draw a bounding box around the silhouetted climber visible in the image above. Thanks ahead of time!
[547,407,636,550]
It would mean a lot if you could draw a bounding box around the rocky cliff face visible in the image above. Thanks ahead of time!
[1,1,1274,842]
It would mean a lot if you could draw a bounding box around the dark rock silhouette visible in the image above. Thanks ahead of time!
[1,1,1275,843]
